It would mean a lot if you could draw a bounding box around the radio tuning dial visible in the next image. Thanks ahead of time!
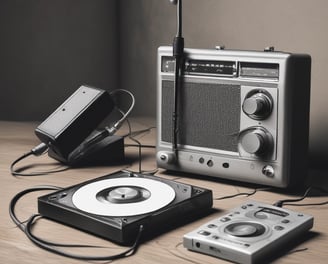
[240,128,272,156]
[242,92,272,120]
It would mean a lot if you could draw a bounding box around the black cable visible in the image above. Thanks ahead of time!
[9,185,62,231]
[9,186,144,261]
[283,201,328,207]
[10,151,34,176]
[214,188,271,200]
[124,118,143,173]
[122,118,158,175]
[78,89,136,148]
[273,187,313,207]
[125,144,156,149]
[122,126,156,138]
[10,143,69,176]
[25,214,143,261]
[273,186,328,207]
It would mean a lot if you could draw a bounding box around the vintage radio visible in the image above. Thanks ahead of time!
[156,46,311,188]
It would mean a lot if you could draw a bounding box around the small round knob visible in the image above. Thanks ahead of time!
[242,92,272,120]
[240,128,272,155]
[157,151,176,164]
[262,165,275,177]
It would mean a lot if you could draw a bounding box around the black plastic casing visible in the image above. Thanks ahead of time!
[35,85,114,161]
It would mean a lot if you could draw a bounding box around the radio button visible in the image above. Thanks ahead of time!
[207,160,214,167]
[157,151,175,164]
[262,165,275,177]
[242,92,272,120]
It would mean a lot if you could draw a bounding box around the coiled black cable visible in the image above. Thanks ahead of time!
[9,186,144,261]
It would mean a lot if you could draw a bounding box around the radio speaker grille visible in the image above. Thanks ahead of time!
[161,80,241,152]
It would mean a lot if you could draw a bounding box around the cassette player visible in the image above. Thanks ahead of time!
[183,201,314,264]
[156,46,311,188]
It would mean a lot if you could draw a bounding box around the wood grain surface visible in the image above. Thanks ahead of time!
[1,119,327,264]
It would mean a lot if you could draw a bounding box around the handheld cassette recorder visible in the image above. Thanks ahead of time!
[156,46,311,188]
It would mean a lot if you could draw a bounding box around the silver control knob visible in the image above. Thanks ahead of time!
[242,92,272,120]
[262,165,275,177]
[157,151,176,164]
[240,128,272,155]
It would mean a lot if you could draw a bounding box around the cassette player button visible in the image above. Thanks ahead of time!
[198,230,211,236]
[274,225,285,231]
[254,212,268,219]
[220,217,231,222]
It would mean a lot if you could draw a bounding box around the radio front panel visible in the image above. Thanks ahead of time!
[156,46,311,188]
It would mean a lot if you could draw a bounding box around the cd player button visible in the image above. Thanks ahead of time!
[281,219,290,224]
[208,224,218,229]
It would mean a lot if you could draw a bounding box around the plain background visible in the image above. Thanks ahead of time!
[0,0,327,168]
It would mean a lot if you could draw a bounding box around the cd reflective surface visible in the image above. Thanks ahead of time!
[72,177,176,216]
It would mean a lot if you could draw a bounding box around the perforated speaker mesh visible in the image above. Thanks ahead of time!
[161,80,241,152]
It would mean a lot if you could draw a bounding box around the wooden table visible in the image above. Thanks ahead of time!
[1,119,327,264]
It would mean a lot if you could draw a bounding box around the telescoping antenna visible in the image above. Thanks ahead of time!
[170,0,184,158]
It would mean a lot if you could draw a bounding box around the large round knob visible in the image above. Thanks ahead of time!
[240,128,272,155]
[242,92,272,120]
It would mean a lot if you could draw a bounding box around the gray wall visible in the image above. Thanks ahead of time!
[118,0,328,168]
[0,0,118,121]
[0,0,327,167]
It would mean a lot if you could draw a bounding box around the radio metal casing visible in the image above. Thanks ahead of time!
[156,46,311,188]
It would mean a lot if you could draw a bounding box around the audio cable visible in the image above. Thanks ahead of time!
[214,186,328,207]
[273,186,328,207]
[81,89,135,146]
[67,89,135,162]
[10,89,135,176]
[9,186,144,261]
[10,143,69,176]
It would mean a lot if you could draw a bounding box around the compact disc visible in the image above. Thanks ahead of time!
[72,177,176,216]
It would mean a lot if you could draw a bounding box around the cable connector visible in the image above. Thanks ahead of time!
[273,201,283,207]
[31,143,49,156]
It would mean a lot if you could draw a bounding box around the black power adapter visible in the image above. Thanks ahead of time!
[35,85,115,163]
